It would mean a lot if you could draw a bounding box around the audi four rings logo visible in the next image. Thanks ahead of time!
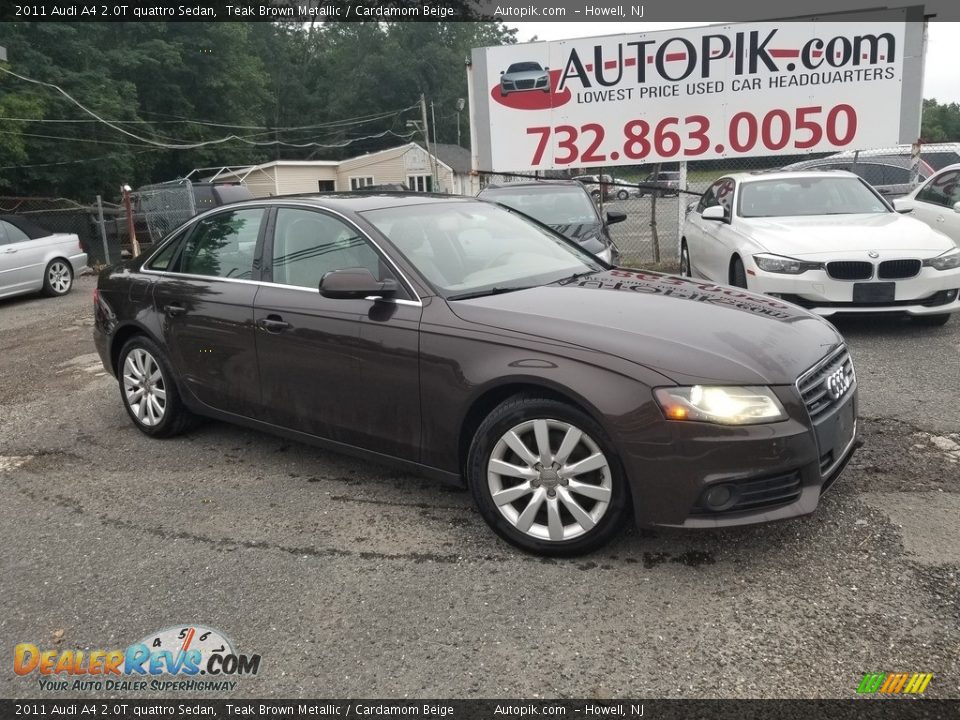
[825,365,852,400]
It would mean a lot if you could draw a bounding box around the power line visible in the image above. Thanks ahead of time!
[0,148,162,172]
[0,66,419,150]
[0,106,419,134]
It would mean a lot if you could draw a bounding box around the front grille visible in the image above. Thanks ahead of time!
[516,80,535,89]
[827,261,873,280]
[691,470,802,516]
[797,346,855,421]
[878,259,921,279]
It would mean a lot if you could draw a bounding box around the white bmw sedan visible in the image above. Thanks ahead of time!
[0,215,88,300]
[681,171,960,326]
[893,163,960,247]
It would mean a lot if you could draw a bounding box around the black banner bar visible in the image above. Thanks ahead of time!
[2,700,959,720]
[1,0,959,23]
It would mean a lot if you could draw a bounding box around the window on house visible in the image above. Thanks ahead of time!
[350,177,375,190]
[407,175,433,193]
[318,181,335,192]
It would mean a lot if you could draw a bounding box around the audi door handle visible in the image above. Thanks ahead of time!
[164,303,186,317]
[3,248,16,253]
[258,316,290,332]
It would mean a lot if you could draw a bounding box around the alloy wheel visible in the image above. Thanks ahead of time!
[122,348,167,427]
[487,418,612,542]
[48,261,71,294]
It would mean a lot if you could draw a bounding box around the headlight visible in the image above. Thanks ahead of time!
[923,248,960,271]
[753,253,823,274]
[653,386,788,425]
[596,247,612,264]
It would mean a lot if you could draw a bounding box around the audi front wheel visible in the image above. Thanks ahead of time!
[467,397,629,556]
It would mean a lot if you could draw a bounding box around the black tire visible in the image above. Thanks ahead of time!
[41,258,73,297]
[616,189,629,201]
[117,335,198,438]
[466,396,630,556]
[911,313,951,327]
[680,241,692,277]
[590,189,601,202]
[731,256,748,288]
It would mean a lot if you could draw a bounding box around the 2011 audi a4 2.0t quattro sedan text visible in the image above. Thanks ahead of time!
[94,193,859,555]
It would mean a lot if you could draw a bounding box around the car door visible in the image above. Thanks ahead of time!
[689,179,735,281]
[150,207,266,416]
[254,206,422,461]
[909,169,960,245]
[0,219,45,296]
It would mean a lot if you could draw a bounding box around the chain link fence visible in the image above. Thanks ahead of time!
[479,141,960,269]
[0,180,203,267]
[130,179,197,245]
[0,196,121,265]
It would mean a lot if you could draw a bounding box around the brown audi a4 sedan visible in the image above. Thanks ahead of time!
[94,193,858,555]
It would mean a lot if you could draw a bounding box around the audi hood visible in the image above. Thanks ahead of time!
[447,270,843,386]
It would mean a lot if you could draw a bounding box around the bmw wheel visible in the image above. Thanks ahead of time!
[731,257,748,288]
[42,259,73,297]
[467,396,629,556]
[118,336,197,438]
[680,241,692,277]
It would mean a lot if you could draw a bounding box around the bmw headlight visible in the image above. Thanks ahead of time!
[923,248,960,271]
[654,386,788,425]
[753,253,823,275]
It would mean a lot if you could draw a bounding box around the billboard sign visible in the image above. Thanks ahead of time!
[469,14,926,172]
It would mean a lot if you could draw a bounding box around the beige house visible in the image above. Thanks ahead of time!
[200,143,478,198]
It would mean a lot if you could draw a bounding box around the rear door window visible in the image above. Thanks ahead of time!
[176,209,264,279]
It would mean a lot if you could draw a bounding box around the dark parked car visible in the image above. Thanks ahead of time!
[571,174,616,201]
[477,181,623,264]
[637,172,681,198]
[94,193,859,556]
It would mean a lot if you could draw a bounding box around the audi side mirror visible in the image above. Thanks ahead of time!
[319,268,398,300]
[605,210,627,225]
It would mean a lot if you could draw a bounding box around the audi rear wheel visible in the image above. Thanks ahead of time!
[118,336,197,438]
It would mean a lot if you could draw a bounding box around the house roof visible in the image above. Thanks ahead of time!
[192,142,473,184]
[419,142,472,174]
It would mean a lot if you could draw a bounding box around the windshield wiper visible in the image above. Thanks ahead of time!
[447,285,537,301]
[553,270,600,286]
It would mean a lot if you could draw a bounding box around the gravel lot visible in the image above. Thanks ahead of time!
[1,274,958,699]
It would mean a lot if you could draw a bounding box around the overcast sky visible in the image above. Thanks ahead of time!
[511,22,960,103]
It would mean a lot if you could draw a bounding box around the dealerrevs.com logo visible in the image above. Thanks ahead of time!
[15,624,261,692]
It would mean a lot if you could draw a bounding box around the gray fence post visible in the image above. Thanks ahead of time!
[676,162,688,262]
[184,178,196,217]
[910,140,922,186]
[96,195,110,265]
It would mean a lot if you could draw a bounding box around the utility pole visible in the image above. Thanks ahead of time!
[430,100,441,192]
[419,94,438,193]
[420,94,431,187]
[456,98,465,148]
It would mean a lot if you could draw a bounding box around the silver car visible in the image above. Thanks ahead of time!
[499,62,550,96]
[0,215,88,299]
